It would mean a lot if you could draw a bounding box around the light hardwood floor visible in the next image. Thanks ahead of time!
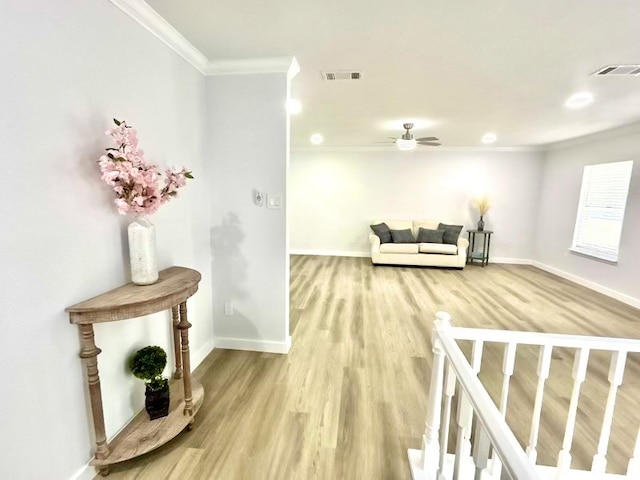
[102,257,640,479]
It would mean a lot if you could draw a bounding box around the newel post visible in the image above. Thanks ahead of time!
[419,311,450,474]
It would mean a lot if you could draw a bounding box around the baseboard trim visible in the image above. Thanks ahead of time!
[290,249,370,258]
[214,335,292,354]
[192,338,216,368]
[69,462,96,480]
[531,261,640,310]
[491,257,535,265]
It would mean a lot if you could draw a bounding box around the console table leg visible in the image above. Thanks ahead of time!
[79,325,110,464]
[171,306,183,379]
[178,302,193,416]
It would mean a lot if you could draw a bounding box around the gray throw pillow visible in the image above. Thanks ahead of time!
[370,223,392,244]
[417,227,445,244]
[390,228,415,243]
[438,223,463,245]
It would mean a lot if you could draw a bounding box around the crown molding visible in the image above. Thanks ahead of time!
[204,56,299,76]
[291,145,543,153]
[109,0,209,73]
[109,1,299,78]
[545,120,640,152]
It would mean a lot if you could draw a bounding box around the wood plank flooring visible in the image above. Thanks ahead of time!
[101,257,640,479]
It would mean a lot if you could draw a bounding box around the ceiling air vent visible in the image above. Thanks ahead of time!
[322,70,363,81]
[593,65,640,76]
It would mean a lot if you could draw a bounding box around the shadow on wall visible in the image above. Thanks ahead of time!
[211,212,260,340]
[211,212,248,299]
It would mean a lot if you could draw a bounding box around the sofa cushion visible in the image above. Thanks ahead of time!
[380,243,420,254]
[438,223,463,245]
[419,243,458,255]
[390,228,415,243]
[413,220,440,238]
[374,220,413,231]
[370,223,392,244]
[417,227,445,244]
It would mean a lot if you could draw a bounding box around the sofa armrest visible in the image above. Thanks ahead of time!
[369,233,381,252]
[457,237,469,250]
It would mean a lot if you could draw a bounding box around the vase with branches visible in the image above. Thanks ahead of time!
[97,118,194,285]
[473,195,491,231]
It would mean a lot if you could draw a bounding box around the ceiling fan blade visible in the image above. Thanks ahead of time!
[417,141,441,146]
[387,136,398,140]
[415,136,439,142]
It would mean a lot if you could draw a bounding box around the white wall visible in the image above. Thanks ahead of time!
[0,2,213,479]
[206,73,291,352]
[290,149,543,260]
[535,123,640,303]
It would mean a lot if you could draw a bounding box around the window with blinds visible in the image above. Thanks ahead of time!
[571,160,633,262]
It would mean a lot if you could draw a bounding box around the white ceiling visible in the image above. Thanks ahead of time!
[146,0,640,148]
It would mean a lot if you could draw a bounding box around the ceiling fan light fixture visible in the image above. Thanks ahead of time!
[396,138,417,151]
[482,132,497,144]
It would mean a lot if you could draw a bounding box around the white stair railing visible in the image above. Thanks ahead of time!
[556,347,590,479]
[408,311,640,480]
[628,428,640,476]
[592,351,626,474]
[526,344,552,464]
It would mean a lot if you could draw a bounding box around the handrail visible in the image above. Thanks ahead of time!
[449,326,640,352]
[435,319,542,480]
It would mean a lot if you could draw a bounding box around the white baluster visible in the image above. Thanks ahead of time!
[472,339,484,374]
[592,351,627,473]
[419,313,449,474]
[472,420,491,480]
[452,340,482,478]
[453,390,473,480]
[499,342,517,416]
[526,344,552,464]
[492,342,517,477]
[438,361,456,480]
[627,427,640,477]
[555,348,590,480]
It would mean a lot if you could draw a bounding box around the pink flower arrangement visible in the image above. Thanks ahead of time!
[98,118,193,215]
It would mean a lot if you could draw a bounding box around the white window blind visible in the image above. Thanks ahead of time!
[571,160,633,262]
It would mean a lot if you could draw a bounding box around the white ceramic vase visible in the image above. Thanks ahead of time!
[127,215,159,285]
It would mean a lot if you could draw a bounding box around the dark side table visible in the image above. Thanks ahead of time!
[467,230,493,267]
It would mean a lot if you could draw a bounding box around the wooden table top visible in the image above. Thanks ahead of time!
[66,266,201,325]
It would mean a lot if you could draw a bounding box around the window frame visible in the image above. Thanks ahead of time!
[570,160,633,264]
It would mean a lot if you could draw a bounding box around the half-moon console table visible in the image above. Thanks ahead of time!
[66,266,203,476]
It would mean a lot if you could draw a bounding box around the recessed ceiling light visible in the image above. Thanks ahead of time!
[310,134,323,145]
[565,92,593,109]
[287,99,302,114]
[482,133,497,144]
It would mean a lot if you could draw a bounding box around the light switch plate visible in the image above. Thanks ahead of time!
[267,194,282,209]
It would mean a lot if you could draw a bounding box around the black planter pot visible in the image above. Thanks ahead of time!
[145,382,170,420]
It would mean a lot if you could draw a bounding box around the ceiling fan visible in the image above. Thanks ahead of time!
[388,123,441,150]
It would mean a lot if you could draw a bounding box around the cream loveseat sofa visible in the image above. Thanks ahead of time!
[369,220,469,268]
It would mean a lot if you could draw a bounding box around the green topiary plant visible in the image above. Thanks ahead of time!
[129,346,168,392]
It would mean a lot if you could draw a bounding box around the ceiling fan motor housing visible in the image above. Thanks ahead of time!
[402,123,414,140]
